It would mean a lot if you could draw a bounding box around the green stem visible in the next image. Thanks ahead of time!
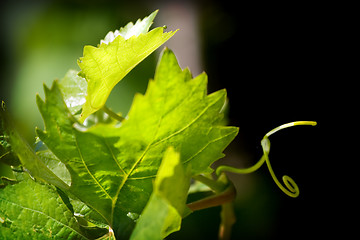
[187,184,236,211]
[102,105,125,122]
[219,202,236,240]
[216,155,266,175]
[265,121,316,137]
[192,175,227,193]
[188,175,236,239]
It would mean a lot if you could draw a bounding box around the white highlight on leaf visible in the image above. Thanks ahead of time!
[100,10,158,44]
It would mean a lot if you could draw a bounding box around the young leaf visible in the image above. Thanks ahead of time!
[78,10,177,122]
[101,10,158,44]
[36,48,238,238]
[130,147,191,240]
[0,179,88,239]
[57,69,87,115]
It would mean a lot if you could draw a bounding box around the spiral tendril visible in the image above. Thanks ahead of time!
[216,121,316,198]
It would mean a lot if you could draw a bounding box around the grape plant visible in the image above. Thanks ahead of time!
[0,10,316,239]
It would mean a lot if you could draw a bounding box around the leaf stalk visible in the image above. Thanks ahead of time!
[102,105,125,122]
[187,183,236,211]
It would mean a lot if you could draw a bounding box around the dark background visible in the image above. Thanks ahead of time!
[0,0,337,239]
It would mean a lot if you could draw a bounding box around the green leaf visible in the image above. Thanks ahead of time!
[78,10,177,122]
[36,150,71,186]
[0,102,69,190]
[57,69,87,115]
[101,10,158,44]
[130,147,191,240]
[36,48,238,238]
[36,83,127,230]
[0,179,88,239]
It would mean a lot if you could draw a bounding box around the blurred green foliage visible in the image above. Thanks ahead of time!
[1,0,155,141]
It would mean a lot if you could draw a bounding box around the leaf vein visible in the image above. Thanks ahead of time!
[87,49,104,83]
[74,135,113,201]
[183,128,237,164]
[152,96,219,147]
[103,137,126,176]
[0,197,88,239]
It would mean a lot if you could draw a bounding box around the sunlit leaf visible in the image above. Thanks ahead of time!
[36,48,238,238]
[78,10,177,122]
[130,147,191,240]
[57,69,87,115]
[0,179,88,239]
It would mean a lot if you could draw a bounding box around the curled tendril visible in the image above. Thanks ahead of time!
[216,121,317,198]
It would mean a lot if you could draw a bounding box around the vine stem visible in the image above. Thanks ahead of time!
[186,183,236,211]
[192,175,226,193]
[102,105,125,122]
[219,202,236,240]
[187,174,236,240]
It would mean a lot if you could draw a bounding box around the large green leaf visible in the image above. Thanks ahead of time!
[78,10,177,122]
[36,48,238,238]
[130,147,191,240]
[0,179,88,239]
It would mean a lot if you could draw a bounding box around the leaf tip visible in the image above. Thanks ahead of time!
[79,106,94,124]
[149,9,159,20]
[35,93,44,107]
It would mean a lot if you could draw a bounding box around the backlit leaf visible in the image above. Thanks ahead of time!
[36,48,238,238]
[57,69,87,115]
[0,179,88,239]
[130,147,191,240]
[78,10,177,122]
